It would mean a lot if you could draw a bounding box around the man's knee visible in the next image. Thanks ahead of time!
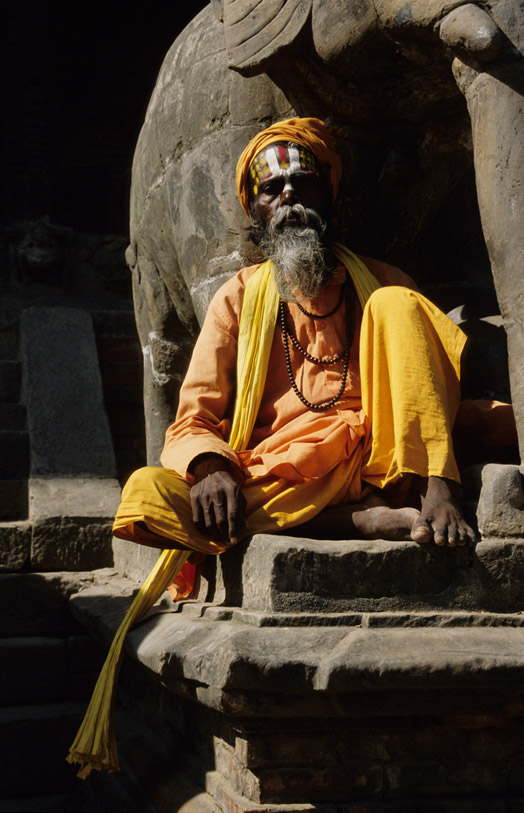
[365,285,420,317]
[122,465,186,497]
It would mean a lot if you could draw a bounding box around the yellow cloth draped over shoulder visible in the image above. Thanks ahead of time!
[67,117,464,778]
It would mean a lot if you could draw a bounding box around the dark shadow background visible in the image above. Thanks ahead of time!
[2,0,208,234]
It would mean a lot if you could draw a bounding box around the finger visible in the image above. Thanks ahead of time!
[190,491,204,530]
[227,489,247,542]
[202,497,220,538]
[213,498,231,542]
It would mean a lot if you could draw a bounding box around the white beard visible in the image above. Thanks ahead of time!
[258,205,335,303]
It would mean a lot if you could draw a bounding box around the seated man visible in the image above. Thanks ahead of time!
[113,117,476,588]
[68,117,487,779]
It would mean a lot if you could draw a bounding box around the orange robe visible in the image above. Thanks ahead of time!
[113,258,468,604]
[161,258,418,490]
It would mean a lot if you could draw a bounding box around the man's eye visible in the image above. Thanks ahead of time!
[261,179,283,196]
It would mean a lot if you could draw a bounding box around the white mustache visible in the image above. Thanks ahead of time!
[269,204,327,234]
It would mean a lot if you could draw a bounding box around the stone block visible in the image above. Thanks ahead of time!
[0,520,31,571]
[384,758,514,799]
[112,536,161,583]
[211,535,524,613]
[31,516,114,571]
[314,627,524,692]
[0,430,30,478]
[20,307,116,477]
[257,765,384,804]
[0,480,27,520]
[29,476,121,521]
[0,637,67,704]
[0,702,86,797]
[28,477,120,571]
[205,770,334,812]
[477,463,524,537]
[0,360,21,402]
[214,736,383,803]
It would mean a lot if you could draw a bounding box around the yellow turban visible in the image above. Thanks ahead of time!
[235,117,343,216]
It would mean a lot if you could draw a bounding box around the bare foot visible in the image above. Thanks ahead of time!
[410,476,476,547]
[297,491,420,541]
[350,504,421,540]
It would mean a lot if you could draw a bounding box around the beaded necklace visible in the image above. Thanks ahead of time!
[279,280,354,412]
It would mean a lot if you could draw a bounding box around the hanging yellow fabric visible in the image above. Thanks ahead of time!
[67,246,379,778]
[332,243,381,309]
[229,260,280,451]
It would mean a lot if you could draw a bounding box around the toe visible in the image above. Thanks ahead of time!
[447,523,459,547]
[411,520,433,544]
[433,524,447,546]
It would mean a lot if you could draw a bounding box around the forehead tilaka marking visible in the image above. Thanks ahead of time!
[249,143,319,196]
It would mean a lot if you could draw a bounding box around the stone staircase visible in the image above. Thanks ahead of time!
[0,570,105,812]
[0,301,127,810]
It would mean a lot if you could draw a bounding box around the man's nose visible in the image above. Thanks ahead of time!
[280,179,298,205]
[280,181,298,205]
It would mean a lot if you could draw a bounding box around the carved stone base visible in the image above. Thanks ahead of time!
[71,552,524,809]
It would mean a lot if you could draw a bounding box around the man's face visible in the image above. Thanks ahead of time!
[249,142,331,227]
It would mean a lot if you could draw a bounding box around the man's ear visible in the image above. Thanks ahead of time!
[247,206,263,246]
[248,201,258,227]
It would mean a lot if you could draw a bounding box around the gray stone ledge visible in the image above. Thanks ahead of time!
[114,533,524,614]
[69,571,524,710]
[154,599,524,629]
[210,534,524,613]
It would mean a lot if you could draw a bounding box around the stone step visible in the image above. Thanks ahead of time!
[0,480,27,520]
[209,534,524,614]
[114,532,524,614]
[0,702,86,798]
[0,637,68,705]
[0,635,104,705]
[0,431,30,479]
[0,572,95,637]
[0,401,26,430]
[0,360,21,402]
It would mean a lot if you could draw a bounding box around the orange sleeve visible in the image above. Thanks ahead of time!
[160,268,256,481]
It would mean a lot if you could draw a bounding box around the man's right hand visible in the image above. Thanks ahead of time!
[189,454,247,545]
